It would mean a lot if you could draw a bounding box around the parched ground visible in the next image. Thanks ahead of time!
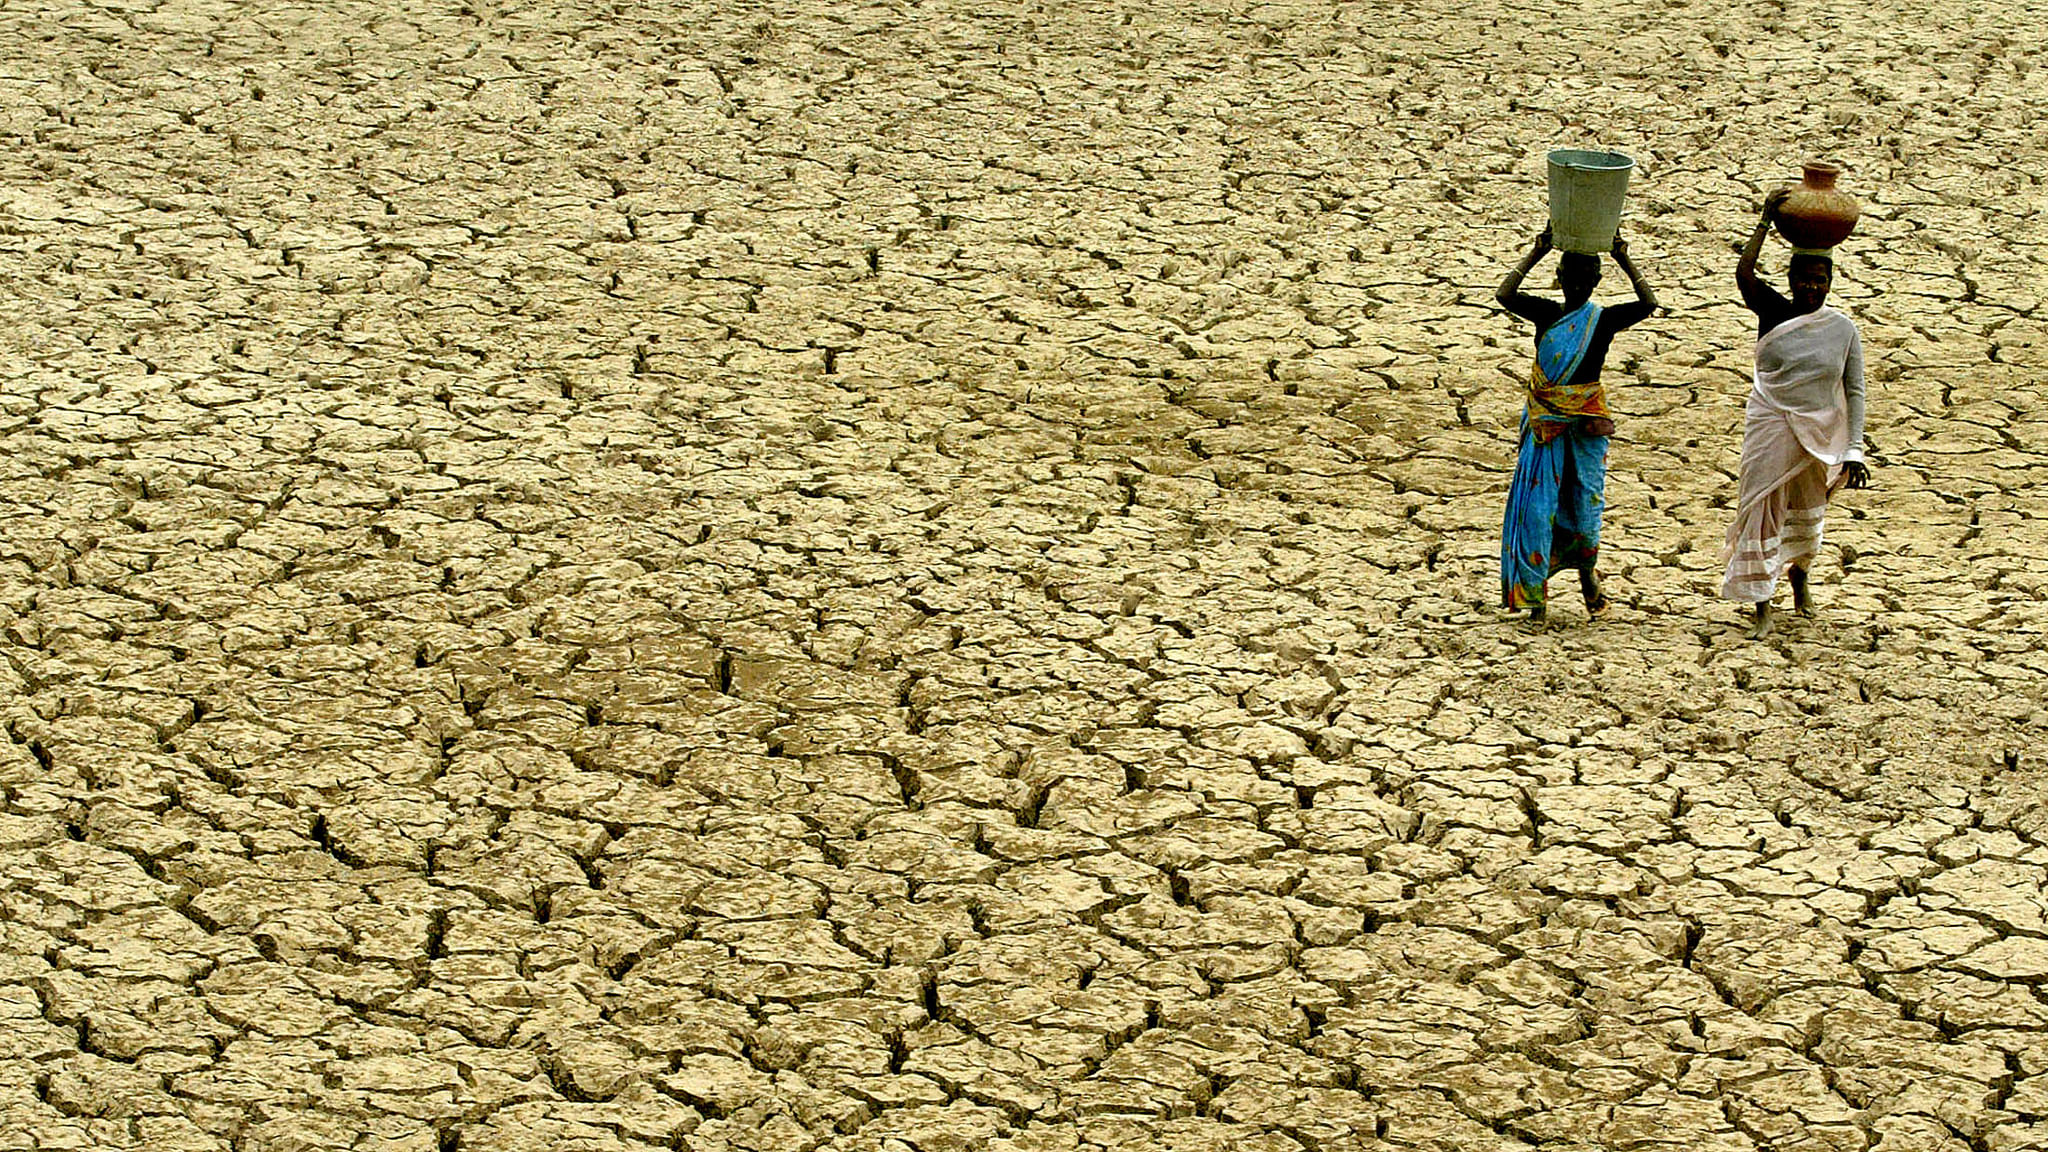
[2,0,2046,1148]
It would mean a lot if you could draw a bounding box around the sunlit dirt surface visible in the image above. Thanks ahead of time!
[3,0,2046,1148]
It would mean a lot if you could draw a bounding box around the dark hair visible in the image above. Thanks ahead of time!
[1558,252,1601,280]
[1788,253,1834,277]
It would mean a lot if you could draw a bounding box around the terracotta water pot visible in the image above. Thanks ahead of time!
[1773,162,1859,250]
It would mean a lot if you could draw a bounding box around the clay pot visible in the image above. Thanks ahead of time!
[1773,162,1860,250]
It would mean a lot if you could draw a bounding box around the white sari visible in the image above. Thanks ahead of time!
[1721,307,1866,603]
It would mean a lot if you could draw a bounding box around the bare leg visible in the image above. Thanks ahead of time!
[1789,565,1812,617]
[1580,566,1608,619]
[1521,602,1548,630]
[1747,601,1775,639]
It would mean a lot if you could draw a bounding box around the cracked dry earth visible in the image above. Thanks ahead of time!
[3,0,2048,1149]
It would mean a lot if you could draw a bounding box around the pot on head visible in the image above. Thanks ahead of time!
[1773,161,1859,251]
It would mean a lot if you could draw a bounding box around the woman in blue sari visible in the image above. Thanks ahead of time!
[1495,227,1658,625]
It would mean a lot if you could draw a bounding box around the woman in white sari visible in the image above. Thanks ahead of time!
[1725,189,1872,637]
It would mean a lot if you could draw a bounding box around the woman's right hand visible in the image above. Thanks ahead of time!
[1762,187,1791,220]
[1535,225,1554,253]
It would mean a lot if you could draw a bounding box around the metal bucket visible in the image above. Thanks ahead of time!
[1547,149,1634,254]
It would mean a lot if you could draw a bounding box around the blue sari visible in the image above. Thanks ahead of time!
[1502,303,1609,611]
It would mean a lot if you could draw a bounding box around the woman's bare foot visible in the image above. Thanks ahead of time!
[1580,567,1610,620]
[1790,565,1813,617]
[1747,602,1775,639]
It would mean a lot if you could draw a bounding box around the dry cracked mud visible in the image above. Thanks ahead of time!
[2,0,2046,1149]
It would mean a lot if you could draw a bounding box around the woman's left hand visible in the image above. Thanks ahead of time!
[1841,461,1871,489]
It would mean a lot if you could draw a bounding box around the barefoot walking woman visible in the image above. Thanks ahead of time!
[1725,189,1872,636]
[1495,227,1658,623]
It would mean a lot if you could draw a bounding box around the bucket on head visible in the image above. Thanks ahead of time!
[1547,149,1634,254]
